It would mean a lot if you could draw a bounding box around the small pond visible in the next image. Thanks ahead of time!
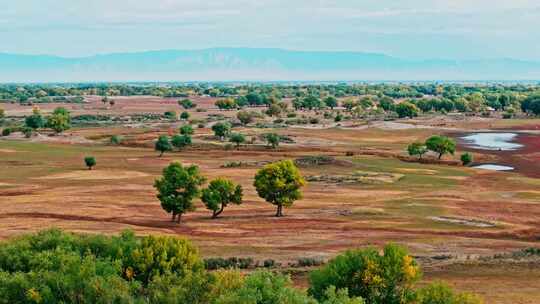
[461,133,523,151]
[472,164,515,171]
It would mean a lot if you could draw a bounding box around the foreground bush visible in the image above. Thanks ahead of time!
[0,229,482,304]
[309,244,421,303]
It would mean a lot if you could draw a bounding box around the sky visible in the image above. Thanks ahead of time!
[1,0,540,60]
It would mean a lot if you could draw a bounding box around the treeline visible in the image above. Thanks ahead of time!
[0,229,483,304]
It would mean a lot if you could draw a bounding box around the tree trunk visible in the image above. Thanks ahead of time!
[171,213,176,222]
[275,204,283,217]
[177,213,182,223]
[159,151,164,157]
[438,153,443,159]
[212,205,225,218]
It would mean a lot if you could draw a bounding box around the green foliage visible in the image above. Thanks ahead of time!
[308,244,421,304]
[204,257,254,270]
[164,111,178,120]
[237,110,256,125]
[263,133,281,149]
[1,128,11,136]
[254,160,306,217]
[0,107,4,119]
[216,98,238,110]
[395,102,419,118]
[229,133,246,148]
[215,270,316,304]
[180,111,190,120]
[46,107,71,133]
[154,162,206,223]
[460,153,473,166]
[155,135,172,157]
[24,114,44,130]
[425,136,456,159]
[180,124,194,135]
[320,287,365,304]
[407,142,428,159]
[323,96,338,109]
[201,178,243,218]
[212,122,232,140]
[0,229,207,304]
[110,135,123,145]
[84,156,96,170]
[415,282,484,304]
[179,98,196,109]
[171,134,192,150]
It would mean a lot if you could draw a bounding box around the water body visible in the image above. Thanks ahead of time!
[461,133,523,151]
[472,164,515,171]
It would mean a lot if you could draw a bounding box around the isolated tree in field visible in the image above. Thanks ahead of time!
[264,133,280,149]
[461,152,473,166]
[179,98,195,109]
[237,110,255,125]
[407,142,428,159]
[201,178,243,218]
[171,134,192,150]
[212,122,231,140]
[84,156,96,170]
[154,162,206,223]
[265,103,282,117]
[323,96,338,109]
[109,99,115,107]
[179,124,194,135]
[155,135,172,157]
[253,160,306,217]
[395,102,419,118]
[425,135,456,159]
[46,107,71,133]
[180,111,190,120]
[229,133,246,149]
[110,135,123,145]
[101,96,109,106]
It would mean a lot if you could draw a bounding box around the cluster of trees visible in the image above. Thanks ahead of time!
[0,228,483,303]
[154,160,305,222]
[23,106,72,135]
[407,136,456,160]
[154,125,195,156]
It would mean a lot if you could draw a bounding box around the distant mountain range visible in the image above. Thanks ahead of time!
[1,48,540,82]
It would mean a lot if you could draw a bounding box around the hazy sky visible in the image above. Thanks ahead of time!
[2,0,540,59]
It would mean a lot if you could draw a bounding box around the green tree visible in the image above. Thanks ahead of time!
[25,113,45,130]
[84,156,96,170]
[425,136,456,159]
[264,133,281,149]
[460,153,473,166]
[230,133,246,149]
[179,98,196,109]
[154,162,206,223]
[110,135,123,145]
[395,102,419,118]
[201,178,243,218]
[180,111,190,120]
[180,124,194,135]
[215,98,237,110]
[308,244,420,304]
[324,96,338,109]
[46,107,71,133]
[155,135,172,157]
[266,103,282,117]
[253,160,306,217]
[407,142,428,159]
[172,134,192,150]
[212,122,231,140]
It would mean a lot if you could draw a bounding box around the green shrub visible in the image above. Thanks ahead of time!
[415,282,483,304]
[460,153,473,166]
[308,244,420,303]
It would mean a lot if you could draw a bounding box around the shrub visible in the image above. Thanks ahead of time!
[415,282,484,304]
[110,135,123,145]
[460,153,473,166]
[263,259,276,268]
[84,156,96,170]
[308,244,420,303]
[297,257,324,267]
[1,128,11,136]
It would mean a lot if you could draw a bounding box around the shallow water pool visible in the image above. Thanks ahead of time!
[472,164,515,171]
[461,133,523,151]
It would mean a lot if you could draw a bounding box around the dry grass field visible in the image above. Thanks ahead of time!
[1,97,540,303]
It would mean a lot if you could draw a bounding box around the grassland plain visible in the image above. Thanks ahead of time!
[1,98,540,303]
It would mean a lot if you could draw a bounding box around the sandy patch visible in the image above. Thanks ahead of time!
[36,170,150,180]
[0,149,18,153]
[429,216,496,228]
